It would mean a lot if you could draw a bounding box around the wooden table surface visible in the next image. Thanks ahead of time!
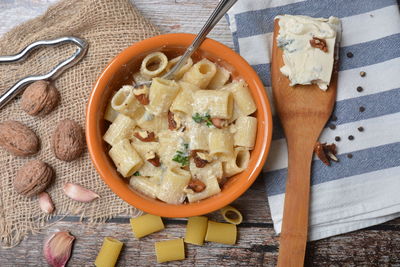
[1,1,400,266]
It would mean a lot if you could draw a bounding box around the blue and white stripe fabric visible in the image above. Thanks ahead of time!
[226,0,400,240]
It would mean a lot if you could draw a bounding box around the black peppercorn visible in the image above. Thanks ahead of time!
[335,136,341,142]
[346,52,353,58]
[360,71,366,77]
[358,126,364,132]
[348,135,354,140]
[359,106,365,112]
[347,153,353,159]
[357,86,363,92]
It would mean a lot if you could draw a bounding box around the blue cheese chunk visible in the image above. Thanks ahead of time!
[276,15,341,90]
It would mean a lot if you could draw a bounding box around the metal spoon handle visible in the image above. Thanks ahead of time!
[0,36,88,109]
[162,0,237,80]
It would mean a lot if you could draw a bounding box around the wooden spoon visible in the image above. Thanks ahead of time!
[271,19,338,267]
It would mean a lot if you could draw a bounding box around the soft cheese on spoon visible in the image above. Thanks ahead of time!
[276,15,341,90]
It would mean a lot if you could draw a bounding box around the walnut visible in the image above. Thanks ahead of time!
[310,37,328,52]
[314,142,338,166]
[168,111,177,130]
[190,150,209,168]
[187,178,206,193]
[14,160,54,197]
[133,130,156,142]
[211,118,228,129]
[0,120,39,156]
[20,80,60,116]
[52,119,85,161]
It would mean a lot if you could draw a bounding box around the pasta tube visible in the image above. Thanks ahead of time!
[109,139,143,177]
[192,90,233,119]
[221,80,256,116]
[205,221,237,245]
[155,238,185,263]
[140,52,168,78]
[111,85,141,117]
[157,168,191,204]
[94,237,123,267]
[182,58,217,88]
[104,102,119,123]
[233,116,257,149]
[208,66,230,89]
[103,113,136,146]
[129,176,158,199]
[208,129,234,158]
[220,205,243,225]
[148,77,180,115]
[170,81,200,115]
[223,147,250,177]
[130,214,164,239]
[184,216,208,246]
[165,56,193,80]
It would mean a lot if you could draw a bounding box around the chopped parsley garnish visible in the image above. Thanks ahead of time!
[133,171,141,176]
[183,143,189,150]
[172,150,189,166]
[192,113,213,127]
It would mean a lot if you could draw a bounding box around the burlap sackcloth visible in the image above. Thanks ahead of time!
[0,0,160,248]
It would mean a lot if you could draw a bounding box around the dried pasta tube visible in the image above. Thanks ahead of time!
[94,237,123,267]
[220,205,243,225]
[155,238,185,263]
[130,214,164,239]
[184,216,208,245]
[140,52,168,78]
[205,220,237,245]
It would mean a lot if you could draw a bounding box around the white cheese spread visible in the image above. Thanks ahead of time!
[276,15,341,90]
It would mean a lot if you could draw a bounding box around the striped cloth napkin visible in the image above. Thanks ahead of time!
[226,0,400,241]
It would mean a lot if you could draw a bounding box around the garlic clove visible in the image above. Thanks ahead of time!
[63,182,100,202]
[39,192,55,214]
[43,231,75,267]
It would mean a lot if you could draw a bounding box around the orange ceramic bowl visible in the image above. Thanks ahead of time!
[86,33,273,217]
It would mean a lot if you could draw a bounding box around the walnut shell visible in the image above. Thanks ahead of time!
[0,121,40,156]
[14,160,54,197]
[52,119,85,161]
[20,80,60,116]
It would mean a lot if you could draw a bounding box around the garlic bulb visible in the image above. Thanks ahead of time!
[43,231,75,267]
[63,182,100,202]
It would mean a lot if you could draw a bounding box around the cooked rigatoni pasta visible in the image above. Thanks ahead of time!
[170,81,200,115]
[94,237,123,267]
[184,216,208,245]
[205,221,237,245]
[103,51,258,204]
[182,58,217,88]
[103,113,136,146]
[193,90,233,119]
[165,56,193,80]
[130,214,164,238]
[147,77,180,115]
[111,85,141,116]
[109,139,143,177]
[157,168,191,204]
[104,102,119,123]
[223,147,250,177]
[233,116,257,149]
[140,52,168,78]
[208,66,230,89]
[154,238,185,263]
[220,205,243,225]
[129,175,158,198]
[222,80,257,116]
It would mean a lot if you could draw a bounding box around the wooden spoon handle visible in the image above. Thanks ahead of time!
[277,139,314,267]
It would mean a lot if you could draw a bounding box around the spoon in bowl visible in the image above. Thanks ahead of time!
[271,19,338,266]
[134,0,237,88]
